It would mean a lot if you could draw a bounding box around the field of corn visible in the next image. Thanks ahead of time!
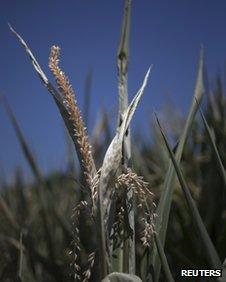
[1,1,226,281]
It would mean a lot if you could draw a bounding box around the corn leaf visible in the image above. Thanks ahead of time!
[2,95,72,255]
[222,259,226,282]
[151,49,205,280]
[0,195,19,231]
[154,233,174,282]
[98,67,151,277]
[199,107,226,191]
[18,231,24,280]
[155,115,221,269]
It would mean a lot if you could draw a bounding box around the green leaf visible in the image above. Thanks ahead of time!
[18,231,24,280]
[154,233,175,282]
[1,95,71,255]
[2,96,56,260]
[155,115,221,269]
[0,194,19,231]
[151,49,205,280]
[222,259,226,282]
[199,107,226,192]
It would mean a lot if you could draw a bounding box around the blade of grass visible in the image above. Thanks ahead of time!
[0,194,20,231]
[151,49,205,280]
[0,218,65,281]
[1,95,56,260]
[1,94,42,182]
[222,259,226,282]
[18,231,24,280]
[1,94,72,258]
[154,233,175,282]
[198,106,226,191]
[155,115,221,269]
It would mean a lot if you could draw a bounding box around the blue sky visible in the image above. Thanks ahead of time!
[1,0,226,182]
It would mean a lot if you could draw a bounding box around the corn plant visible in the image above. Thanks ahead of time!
[0,1,225,281]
